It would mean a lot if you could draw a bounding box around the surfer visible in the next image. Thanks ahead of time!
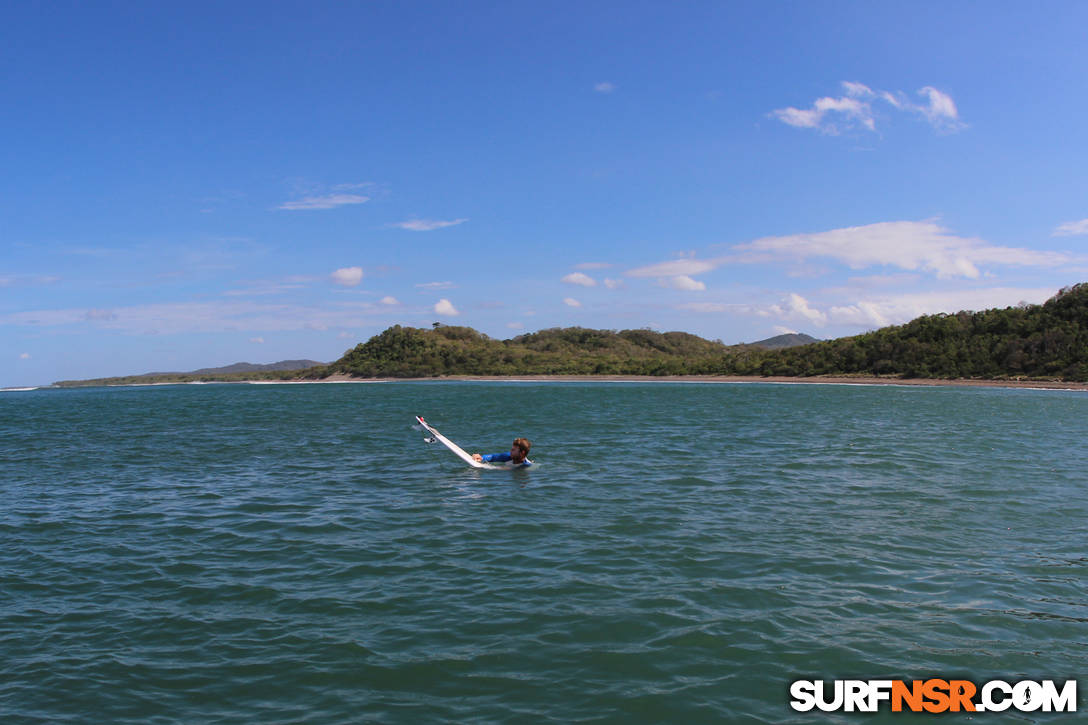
[472,438,532,467]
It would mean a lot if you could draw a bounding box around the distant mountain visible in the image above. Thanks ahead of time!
[138,360,325,376]
[749,333,820,349]
[186,360,325,375]
[54,360,326,387]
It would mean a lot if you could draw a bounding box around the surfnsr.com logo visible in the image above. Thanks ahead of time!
[790,679,1077,713]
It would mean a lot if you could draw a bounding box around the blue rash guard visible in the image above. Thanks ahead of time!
[480,452,532,467]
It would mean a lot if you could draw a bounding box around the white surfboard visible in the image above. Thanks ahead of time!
[416,415,500,469]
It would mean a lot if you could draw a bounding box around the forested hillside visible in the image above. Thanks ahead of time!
[761,283,1088,380]
[323,284,1088,381]
[323,325,735,377]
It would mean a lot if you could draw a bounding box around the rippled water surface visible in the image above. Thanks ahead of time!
[2,381,1086,722]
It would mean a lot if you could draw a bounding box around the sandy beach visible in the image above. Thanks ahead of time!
[310,373,1088,391]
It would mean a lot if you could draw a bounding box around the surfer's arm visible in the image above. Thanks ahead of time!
[480,452,512,463]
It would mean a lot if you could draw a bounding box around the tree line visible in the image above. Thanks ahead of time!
[321,283,1088,381]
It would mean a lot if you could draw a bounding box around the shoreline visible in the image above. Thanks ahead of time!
[27,374,1088,392]
[310,373,1088,391]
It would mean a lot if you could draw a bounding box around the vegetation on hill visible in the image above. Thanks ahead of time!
[760,283,1088,380]
[324,284,1088,381]
[323,325,740,377]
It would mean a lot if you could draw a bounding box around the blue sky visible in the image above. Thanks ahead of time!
[4,1,1088,387]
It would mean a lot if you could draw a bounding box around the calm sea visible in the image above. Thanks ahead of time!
[2,381,1085,722]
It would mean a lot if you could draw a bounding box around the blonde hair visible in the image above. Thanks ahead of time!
[512,438,531,455]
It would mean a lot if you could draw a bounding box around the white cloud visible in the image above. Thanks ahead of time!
[563,297,582,307]
[842,81,873,98]
[603,278,624,290]
[379,296,400,305]
[390,218,468,231]
[771,82,875,133]
[772,106,823,129]
[681,285,1061,332]
[879,90,904,109]
[772,81,964,134]
[279,194,369,210]
[661,275,706,291]
[773,326,799,335]
[19,352,31,360]
[828,300,892,328]
[627,258,721,278]
[506,321,523,330]
[562,272,597,287]
[595,82,616,93]
[250,337,265,344]
[735,220,1070,279]
[682,294,840,327]
[827,287,1055,328]
[331,267,364,286]
[916,86,963,132]
[769,293,828,325]
[434,299,459,316]
[416,281,455,290]
[1053,218,1088,237]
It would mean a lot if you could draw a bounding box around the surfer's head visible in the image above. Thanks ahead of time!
[510,437,531,463]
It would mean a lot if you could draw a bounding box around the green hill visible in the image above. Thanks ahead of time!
[323,325,726,377]
[760,283,1088,380]
[324,284,1088,381]
[750,333,821,349]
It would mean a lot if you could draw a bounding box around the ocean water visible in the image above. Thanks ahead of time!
[1,381,1085,723]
